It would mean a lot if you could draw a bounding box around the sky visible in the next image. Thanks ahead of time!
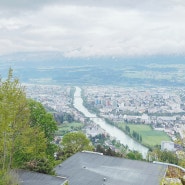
[0,0,185,57]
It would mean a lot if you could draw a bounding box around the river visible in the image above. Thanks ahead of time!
[73,86,149,158]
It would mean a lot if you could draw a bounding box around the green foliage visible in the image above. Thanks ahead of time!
[148,149,179,164]
[0,68,30,170]
[89,134,107,145]
[160,178,183,185]
[126,151,143,160]
[12,127,47,168]
[0,170,19,185]
[132,130,142,142]
[24,157,55,175]
[54,112,74,124]
[28,99,57,142]
[118,122,171,146]
[125,125,130,134]
[160,150,178,164]
[60,132,93,160]
[56,122,84,136]
[63,181,69,185]
[181,176,185,185]
[28,99,58,156]
[0,69,57,177]
[95,145,124,157]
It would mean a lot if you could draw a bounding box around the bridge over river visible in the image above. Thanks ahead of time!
[73,86,149,158]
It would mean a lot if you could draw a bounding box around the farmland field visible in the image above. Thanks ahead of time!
[117,123,171,147]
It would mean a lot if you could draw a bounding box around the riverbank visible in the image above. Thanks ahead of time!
[73,86,149,158]
[81,89,171,149]
[81,90,150,149]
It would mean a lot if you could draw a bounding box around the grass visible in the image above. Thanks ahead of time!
[117,122,171,147]
[56,122,84,136]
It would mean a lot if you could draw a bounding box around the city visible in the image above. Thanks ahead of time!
[25,84,185,152]
[83,86,185,141]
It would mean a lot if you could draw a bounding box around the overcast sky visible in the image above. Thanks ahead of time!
[0,0,185,57]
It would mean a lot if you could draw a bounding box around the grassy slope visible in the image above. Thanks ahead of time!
[117,123,171,146]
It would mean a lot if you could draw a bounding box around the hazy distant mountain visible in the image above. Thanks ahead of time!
[0,52,185,87]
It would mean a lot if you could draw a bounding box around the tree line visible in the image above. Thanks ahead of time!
[0,69,58,185]
[125,125,142,143]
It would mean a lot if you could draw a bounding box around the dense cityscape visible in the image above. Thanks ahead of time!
[83,86,185,141]
[25,84,185,152]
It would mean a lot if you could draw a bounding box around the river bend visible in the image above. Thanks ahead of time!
[73,86,148,158]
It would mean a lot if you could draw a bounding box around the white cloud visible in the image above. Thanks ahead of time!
[0,0,185,57]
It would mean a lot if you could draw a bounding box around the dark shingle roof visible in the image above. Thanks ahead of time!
[55,151,167,185]
[17,170,67,185]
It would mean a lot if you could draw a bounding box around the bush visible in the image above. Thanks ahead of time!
[0,170,19,185]
[24,157,55,175]
[181,175,185,185]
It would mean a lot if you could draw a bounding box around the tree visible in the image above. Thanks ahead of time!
[126,151,143,160]
[60,132,93,159]
[13,127,47,168]
[148,149,178,165]
[0,69,46,183]
[0,69,55,178]
[96,144,106,154]
[28,99,58,156]
[125,125,130,134]
[0,68,30,170]
[0,170,19,185]
[105,147,117,156]
[139,135,142,142]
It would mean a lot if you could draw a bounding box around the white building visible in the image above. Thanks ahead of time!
[161,141,175,151]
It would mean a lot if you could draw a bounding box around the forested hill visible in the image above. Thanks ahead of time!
[0,52,185,87]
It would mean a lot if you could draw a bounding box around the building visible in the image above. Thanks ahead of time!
[15,151,168,185]
[55,151,167,185]
[161,141,175,151]
[17,170,67,185]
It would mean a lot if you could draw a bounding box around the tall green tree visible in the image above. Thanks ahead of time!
[0,69,43,183]
[28,99,58,156]
[0,69,54,178]
[60,132,93,160]
[0,68,30,170]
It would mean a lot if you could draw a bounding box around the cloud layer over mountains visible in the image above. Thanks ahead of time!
[0,0,185,57]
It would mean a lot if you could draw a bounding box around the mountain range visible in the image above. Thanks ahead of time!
[0,52,185,87]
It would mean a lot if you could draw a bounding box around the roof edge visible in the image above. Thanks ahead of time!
[82,150,103,155]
